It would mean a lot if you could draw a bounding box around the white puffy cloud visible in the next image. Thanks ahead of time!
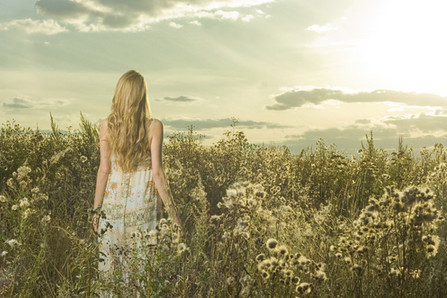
[169,21,183,29]
[30,0,274,32]
[0,18,67,35]
[306,23,338,33]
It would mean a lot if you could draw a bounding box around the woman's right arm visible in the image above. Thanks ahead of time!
[92,120,111,233]
[150,119,183,234]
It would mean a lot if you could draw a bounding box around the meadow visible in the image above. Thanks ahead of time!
[0,115,446,297]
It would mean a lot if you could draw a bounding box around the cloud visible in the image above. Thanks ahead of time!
[385,113,447,133]
[0,18,67,34]
[163,117,290,130]
[279,113,447,154]
[2,97,69,110]
[169,22,183,29]
[31,0,273,32]
[190,20,202,26]
[266,88,447,110]
[162,96,196,102]
[306,23,338,33]
[2,98,33,109]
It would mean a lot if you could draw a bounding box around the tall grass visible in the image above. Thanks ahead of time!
[0,116,445,297]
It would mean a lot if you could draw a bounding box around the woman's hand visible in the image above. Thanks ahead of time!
[91,211,100,236]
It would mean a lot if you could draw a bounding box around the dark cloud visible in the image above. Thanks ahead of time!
[278,114,447,154]
[266,88,447,110]
[163,117,291,131]
[35,0,88,20]
[34,0,270,31]
[163,96,196,102]
[385,113,447,132]
[2,98,32,109]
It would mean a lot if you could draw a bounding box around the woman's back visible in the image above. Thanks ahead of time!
[98,118,162,276]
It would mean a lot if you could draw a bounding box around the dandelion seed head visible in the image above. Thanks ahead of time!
[261,271,270,279]
[296,282,312,294]
[177,242,188,255]
[313,270,327,281]
[0,195,7,203]
[266,238,278,250]
[278,244,288,256]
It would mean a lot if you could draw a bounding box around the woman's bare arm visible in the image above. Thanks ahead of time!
[92,120,111,232]
[150,119,183,232]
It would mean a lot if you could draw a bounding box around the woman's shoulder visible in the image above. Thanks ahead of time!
[149,118,163,130]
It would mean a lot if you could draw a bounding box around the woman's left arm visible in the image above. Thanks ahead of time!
[92,120,111,233]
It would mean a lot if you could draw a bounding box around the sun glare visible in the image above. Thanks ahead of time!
[360,0,447,95]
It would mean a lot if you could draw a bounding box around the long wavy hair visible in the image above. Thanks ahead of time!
[107,70,152,172]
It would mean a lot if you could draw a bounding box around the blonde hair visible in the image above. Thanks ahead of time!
[107,70,152,172]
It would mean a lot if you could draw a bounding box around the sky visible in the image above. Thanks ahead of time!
[1,0,447,154]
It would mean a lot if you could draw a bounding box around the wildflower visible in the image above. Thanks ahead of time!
[329,245,336,252]
[236,218,249,231]
[6,239,21,248]
[6,178,14,188]
[210,214,221,223]
[19,197,30,208]
[1,251,7,257]
[31,187,40,194]
[266,238,278,250]
[389,267,402,278]
[296,282,312,294]
[0,195,6,203]
[19,181,27,188]
[226,189,237,197]
[410,269,421,279]
[343,256,352,265]
[256,254,265,262]
[41,215,51,223]
[23,208,31,219]
[177,242,188,255]
[261,271,270,280]
[316,262,326,271]
[313,270,327,281]
[282,269,293,277]
[17,166,31,181]
[226,276,235,285]
[80,155,88,163]
[11,205,19,211]
[277,244,288,256]
[426,245,438,257]
[292,276,300,284]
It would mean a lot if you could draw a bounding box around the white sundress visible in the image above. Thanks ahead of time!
[97,154,162,288]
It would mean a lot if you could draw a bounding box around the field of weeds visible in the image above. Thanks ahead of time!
[0,116,446,297]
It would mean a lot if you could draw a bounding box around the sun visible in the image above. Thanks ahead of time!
[359,0,447,95]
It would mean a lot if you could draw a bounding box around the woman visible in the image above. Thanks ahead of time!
[92,70,182,283]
